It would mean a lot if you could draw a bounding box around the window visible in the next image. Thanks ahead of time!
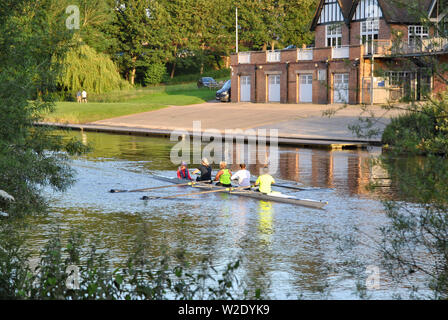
[241,76,251,86]
[388,71,411,87]
[300,74,313,84]
[326,24,342,47]
[269,75,281,85]
[318,69,327,81]
[361,20,379,55]
[408,25,429,50]
[440,16,448,38]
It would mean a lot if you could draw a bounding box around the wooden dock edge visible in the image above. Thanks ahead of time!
[35,122,379,150]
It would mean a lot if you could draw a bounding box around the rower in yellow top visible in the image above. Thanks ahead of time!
[214,161,233,187]
[254,167,276,194]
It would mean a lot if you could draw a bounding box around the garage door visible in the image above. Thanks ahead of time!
[240,76,251,102]
[334,73,349,103]
[268,75,281,102]
[299,74,313,103]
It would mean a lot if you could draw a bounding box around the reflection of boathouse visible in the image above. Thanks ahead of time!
[228,143,388,196]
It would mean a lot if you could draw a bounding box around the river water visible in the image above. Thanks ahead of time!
[25,130,426,299]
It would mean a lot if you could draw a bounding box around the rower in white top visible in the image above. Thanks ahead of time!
[231,164,251,188]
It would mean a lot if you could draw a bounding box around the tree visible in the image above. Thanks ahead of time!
[234,0,316,51]
[160,0,197,78]
[236,0,271,50]
[108,0,171,85]
[0,0,87,217]
[59,44,131,95]
[69,0,117,53]
[278,0,316,48]
[189,0,234,73]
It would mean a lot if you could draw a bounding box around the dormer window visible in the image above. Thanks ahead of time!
[326,24,342,47]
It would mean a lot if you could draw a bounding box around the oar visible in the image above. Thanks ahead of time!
[249,179,332,191]
[272,183,328,191]
[141,186,250,200]
[110,180,211,193]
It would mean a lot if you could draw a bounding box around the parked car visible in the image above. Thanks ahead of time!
[216,80,231,102]
[197,77,217,88]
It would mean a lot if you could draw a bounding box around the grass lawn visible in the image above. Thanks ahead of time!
[44,82,221,124]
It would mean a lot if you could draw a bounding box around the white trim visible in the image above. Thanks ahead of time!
[295,70,315,74]
[267,51,281,62]
[428,0,438,19]
[238,52,251,64]
[332,46,350,59]
[297,48,314,61]
[264,71,283,75]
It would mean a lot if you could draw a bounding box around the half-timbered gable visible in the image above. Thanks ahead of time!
[352,0,383,21]
[318,0,345,24]
[311,0,353,30]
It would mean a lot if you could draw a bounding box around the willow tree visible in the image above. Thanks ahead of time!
[59,44,130,95]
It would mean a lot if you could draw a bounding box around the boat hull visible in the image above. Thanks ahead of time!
[150,175,327,209]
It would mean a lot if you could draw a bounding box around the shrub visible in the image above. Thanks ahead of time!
[382,98,448,156]
[0,225,263,300]
[144,63,168,86]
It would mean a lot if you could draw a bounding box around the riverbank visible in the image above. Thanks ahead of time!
[44,83,218,124]
[89,102,404,145]
[38,102,406,149]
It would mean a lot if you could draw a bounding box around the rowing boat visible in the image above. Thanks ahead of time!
[149,175,328,209]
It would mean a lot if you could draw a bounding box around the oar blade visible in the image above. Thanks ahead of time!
[109,189,127,193]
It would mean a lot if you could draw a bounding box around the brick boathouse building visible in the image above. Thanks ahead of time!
[230,0,448,105]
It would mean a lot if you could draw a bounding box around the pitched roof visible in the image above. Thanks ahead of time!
[340,0,354,18]
[311,0,435,31]
[348,0,434,24]
[376,0,434,24]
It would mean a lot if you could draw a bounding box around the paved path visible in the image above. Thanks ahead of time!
[91,102,403,143]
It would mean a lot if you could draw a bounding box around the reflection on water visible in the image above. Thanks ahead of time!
[68,130,389,197]
[258,201,274,246]
[24,130,408,299]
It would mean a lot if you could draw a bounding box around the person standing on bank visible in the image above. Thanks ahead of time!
[191,157,212,183]
[76,90,82,103]
[81,89,88,103]
[214,161,232,187]
[231,163,251,188]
